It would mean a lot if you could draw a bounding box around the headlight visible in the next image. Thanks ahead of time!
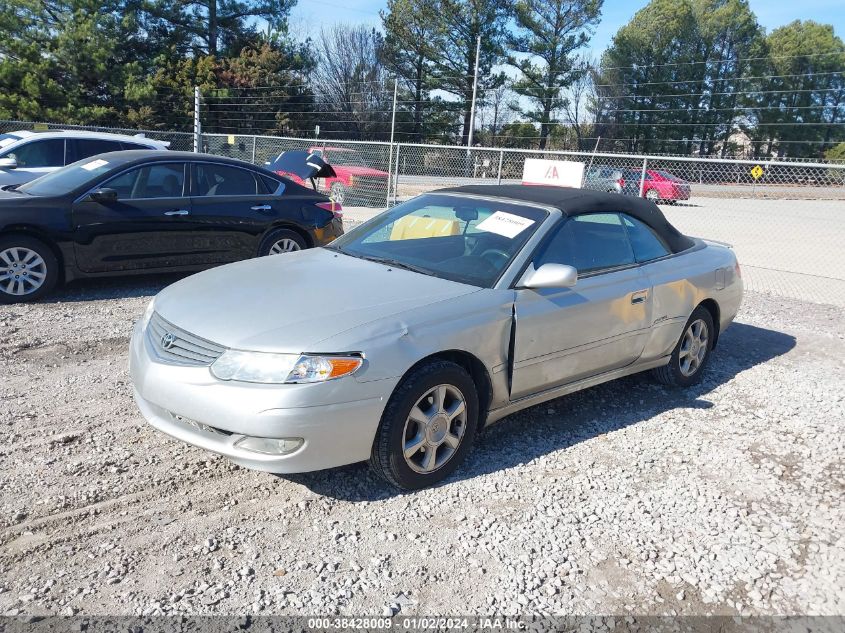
[210,351,362,384]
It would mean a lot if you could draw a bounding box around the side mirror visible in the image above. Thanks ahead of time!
[521,263,578,289]
[0,156,18,169]
[87,188,118,203]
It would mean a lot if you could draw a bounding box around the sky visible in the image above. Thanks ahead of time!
[289,0,845,55]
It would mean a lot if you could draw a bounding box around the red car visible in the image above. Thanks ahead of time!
[308,147,389,206]
[639,169,691,203]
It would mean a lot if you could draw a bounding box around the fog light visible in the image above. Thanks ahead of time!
[234,436,304,455]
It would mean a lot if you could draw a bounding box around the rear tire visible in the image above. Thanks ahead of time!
[258,228,307,256]
[645,188,660,202]
[0,235,59,303]
[370,360,478,490]
[652,306,715,387]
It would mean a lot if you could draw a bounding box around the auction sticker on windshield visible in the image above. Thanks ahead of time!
[476,211,535,238]
[81,159,109,171]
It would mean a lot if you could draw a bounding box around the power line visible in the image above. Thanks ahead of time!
[595,87,845,101]
[597,51,845,73]
[594,70,845,89]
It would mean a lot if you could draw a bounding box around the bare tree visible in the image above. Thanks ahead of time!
[312,24,393,140]
[560,56,596,151]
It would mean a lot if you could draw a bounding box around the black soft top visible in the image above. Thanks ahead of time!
[436,184,695,253]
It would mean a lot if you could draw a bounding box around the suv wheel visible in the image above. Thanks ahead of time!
[370,360,479,490]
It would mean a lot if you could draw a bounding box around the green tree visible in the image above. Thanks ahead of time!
[380,0,439,141]
[0,0,147,124]
[594,0,765,156]
[496,121,538,148]
[207,43,316,135]
[428,0,512,145]
[507,0,603,150]
[146,0,298,57]
[746,21,845,159]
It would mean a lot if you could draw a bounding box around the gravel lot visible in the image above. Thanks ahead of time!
[1,273,843,617]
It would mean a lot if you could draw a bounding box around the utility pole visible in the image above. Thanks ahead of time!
[467,36,481,149]
[193,86,201,153]
[386,79,399,209]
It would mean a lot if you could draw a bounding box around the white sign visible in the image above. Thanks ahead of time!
[80,159,109,171]
[476,211,535,239]
[522,158,584,188]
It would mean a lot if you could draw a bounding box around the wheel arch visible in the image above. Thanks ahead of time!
[0,227,66,281]
[698,298,721,348]
[401,350,493,426]
[259,222,314,250]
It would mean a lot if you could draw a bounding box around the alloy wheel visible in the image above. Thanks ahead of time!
[0,247,48,296]
[646,189,659,201]
[269,239,301,254]
[402,384,467,474]
[679,318,709,377]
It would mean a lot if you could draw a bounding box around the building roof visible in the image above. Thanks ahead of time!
[436,184,695,253]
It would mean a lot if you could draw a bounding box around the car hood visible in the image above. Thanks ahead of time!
[153,248,480,352]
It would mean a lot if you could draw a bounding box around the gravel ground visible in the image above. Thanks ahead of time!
[0,274,843,618]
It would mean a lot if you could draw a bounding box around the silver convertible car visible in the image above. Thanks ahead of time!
[130,185,743,489]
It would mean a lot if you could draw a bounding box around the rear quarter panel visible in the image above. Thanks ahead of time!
[639,242,742,362]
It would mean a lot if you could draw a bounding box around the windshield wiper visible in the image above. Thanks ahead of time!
[356,254,434,276]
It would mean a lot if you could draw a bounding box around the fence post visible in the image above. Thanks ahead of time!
[386,142,395,210]
[392,144,402,206]
[638,156,648,198]
[193,86,201,153]
[251,136,257,164]
[497,150,504,184]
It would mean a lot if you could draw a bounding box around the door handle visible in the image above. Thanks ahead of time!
[251,204,272,211]
[631,289,649,304]
[164,209,190,216]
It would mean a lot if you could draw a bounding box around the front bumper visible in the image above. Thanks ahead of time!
[129,321,394,473]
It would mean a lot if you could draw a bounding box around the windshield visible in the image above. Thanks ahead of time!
[656,170,683,182]
[0,134,22,150]
[326,150,367,167]
[329,193,548,288]
[17,156,117,196]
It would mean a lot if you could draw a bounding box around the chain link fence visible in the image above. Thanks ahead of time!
[1,120,843,306]
[386,144,845,306]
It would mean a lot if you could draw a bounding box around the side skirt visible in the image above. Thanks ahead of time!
[485,355,671,426]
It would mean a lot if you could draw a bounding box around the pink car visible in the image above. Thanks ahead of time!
[640,170,691,203]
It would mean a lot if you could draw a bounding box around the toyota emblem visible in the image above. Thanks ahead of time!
[161,332,176,350]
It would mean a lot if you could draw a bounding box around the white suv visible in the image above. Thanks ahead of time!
[0,130,170,187]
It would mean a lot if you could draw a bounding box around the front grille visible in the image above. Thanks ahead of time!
[147,312,225,366]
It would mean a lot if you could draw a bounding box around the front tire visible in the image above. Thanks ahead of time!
[0,235,59,303]
[370,360,479,490]
[645,188,660,202]
[652,306,715,387]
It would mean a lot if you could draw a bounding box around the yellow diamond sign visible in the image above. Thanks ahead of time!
[750,165,764,180]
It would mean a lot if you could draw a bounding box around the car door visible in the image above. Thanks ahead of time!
[188,161,278,264]
[510,213,653,399]
[72,162,195,273]
[0,138,66,185]
[620,213,693,363]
